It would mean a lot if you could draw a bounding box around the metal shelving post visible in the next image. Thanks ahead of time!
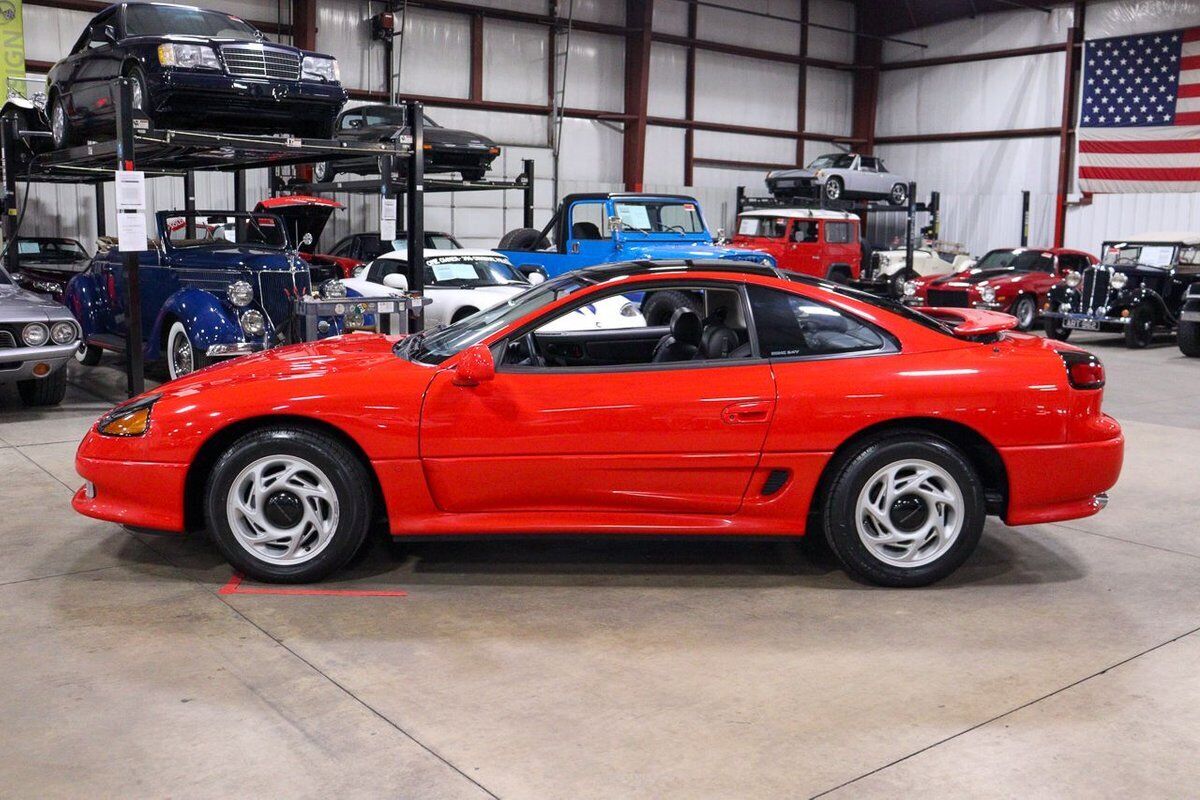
[404,100,425,330]
[113,77,145,398]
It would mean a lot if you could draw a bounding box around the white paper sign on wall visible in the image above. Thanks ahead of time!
[115,170,148,252]
[380,197,397,242]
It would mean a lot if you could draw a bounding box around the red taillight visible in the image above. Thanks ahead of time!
[1060,350,1105,389]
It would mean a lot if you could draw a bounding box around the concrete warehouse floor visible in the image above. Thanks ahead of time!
[1,331,1197,799]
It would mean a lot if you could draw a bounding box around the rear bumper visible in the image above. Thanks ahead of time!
[1000,430,1125,526]
[73,454,188,532]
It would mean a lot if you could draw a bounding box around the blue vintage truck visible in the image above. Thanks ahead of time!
[496,193,775,324]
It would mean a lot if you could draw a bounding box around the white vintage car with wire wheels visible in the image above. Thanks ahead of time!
[344,249,645,330]
[874,245,976,297]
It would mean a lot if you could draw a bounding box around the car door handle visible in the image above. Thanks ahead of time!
[721,401,773,425]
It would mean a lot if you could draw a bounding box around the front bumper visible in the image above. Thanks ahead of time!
[0,341,76,381]
[1180,310,1200,323]
[73,454,188,532]
[206,341,266,359]
[150,70,345,129]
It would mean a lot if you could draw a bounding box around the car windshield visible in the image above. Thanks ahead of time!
[737,216,788,238]
[16,239,88,261]
[614,200,705,235]
[807,153,856,170]
[393,233,459,251]
[125,5,261,39]
[369,255,526,287]
[398,273,595,364]
[974,249,1053,272]
[1101,242,1177,268]
[164,213,288,250]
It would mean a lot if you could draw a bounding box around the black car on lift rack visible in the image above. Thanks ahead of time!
[1043,232,1200,348]
[45,2,346,149]
[313,104,500,182]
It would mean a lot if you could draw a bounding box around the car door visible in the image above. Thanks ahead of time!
[418,281,777,516]
[72,12,122,129]
[563,199,614,265]
[787,220,822,276]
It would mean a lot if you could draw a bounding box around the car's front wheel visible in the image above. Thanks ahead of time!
[1180,320,1200,357]
[1043,315,1072,341]
[205,427,373,583]
[889,183,908,206]
[821,434,985,587]
[823,177,844,201]
[1125,304,1155,348]
[75,342,103,366]
[313,160,337,183]
[17,367,67,406]
[166,320,210,381]
[50,95,78,150]
[1010,295,1037,331]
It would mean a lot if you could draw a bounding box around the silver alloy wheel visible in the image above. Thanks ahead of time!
[1013,296,1036,329]
[825,179,841,200]
[130,76,144,110]
[225,455,341,566]
[313,161,328,181]
[891,184,907,204]
[169,324,194,379]
[51,101,66,146]
[855,458,964,568]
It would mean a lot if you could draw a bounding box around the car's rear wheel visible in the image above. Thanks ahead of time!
[75,342,103,366]
[821,434,985,587]
[1180,320,1200,357]
[889,183,908,206]
[450,306,478,323]
[313,160,337,183]
[50,95,79,150]
[1125,304,1154,348]
[1010,295,1037,331]
[166,320,210,381]
[17,367,68,407]
[823,177,844,201]
[1043,315,1072,341]
[205,427,372,583]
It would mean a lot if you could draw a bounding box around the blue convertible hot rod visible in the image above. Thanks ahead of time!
[66,210,349,379]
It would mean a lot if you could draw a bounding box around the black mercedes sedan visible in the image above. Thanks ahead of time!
[313,104,500,182]
[46,2,346,149]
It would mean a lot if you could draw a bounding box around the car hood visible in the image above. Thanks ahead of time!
[618,243,773,262]
[767,169,815,180]
[927,268,1021,288]
[164,248,301,270]
[0,282,73,319]
[16,259,90,279]
[369,125,496,149]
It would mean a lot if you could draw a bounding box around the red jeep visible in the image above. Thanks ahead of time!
[731,209,861,282]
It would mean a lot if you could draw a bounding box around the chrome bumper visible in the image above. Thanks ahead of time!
[0,341,76,381]
[206,342,267,359]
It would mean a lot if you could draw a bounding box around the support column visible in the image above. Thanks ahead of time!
[114,77,144,398]
[291,0,317,50]
[622,0,653,192]
[1054,0,1086,248]
[796,0,809,165]
[1,113,20,277]
[469,13,484,102]
[404,100,425,331]
[682,1,696,186]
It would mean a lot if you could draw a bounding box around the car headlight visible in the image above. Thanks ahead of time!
[227,280,254,307]
[815,170,826,179]
[158,43,221,70]
[619,302,638,318]
[1110,272,1128,289]
[980,284,997,303]
[240,309,265,337]
[1060,302,1072,312]
[1064,270,1082,288]
[97,394,160,437]
[902,280,917,297]
[321,279,347,299]
[50,321,78,345]
[345,303,366,328]
[22,322,48,347]
[302,56,340,82]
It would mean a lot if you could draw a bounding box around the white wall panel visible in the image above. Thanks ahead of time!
[317,0,380,93]
[647,43,687,119]
[805,66,852,136]
[483,20,549,106]
[397,10,472,99]
[645,125,686,186]
[1065,192,1200,254]
[652,0,689,35]
[880,6,1074,63]
[808,0,855,63]
[22,6,90,64]
[563,0,625,26]
[697,1,800,56]
[448,0,547,14]
[424,107,548,148]
[694,130,793,165]
[877,52,1064,137]
[694,51,797,129]
[557,117,623,183]
[563,32,624,112]
[1085,0,1200,39]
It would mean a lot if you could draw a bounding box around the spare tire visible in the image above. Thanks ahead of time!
[641,290,703,327]
[498,227,549,251]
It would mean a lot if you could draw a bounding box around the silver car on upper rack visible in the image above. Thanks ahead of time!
[0,262,81,406]
[766,153,911,205]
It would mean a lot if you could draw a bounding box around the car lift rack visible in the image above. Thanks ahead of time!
[0,79,429,397]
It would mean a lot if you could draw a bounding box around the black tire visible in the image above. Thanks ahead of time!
[1010,295,1037,331]
[1125,304,1154,348]
[50,94,79,150]
[75,342,103,366]
[826,265,852,284]
[450,306,478,323]
[1180,320,1200,357]
[641,289,703,327]
[889,269,914,300]
[823,176,844,202]
[497,227,549,251]
[889,183,908,206]
[124,65,152,126]
[1043,316,1072,341]
[17,367,68,406]
[821,433,986,588]
[313,160,338,183]
[461,168,487,181]
[204,427,373,583]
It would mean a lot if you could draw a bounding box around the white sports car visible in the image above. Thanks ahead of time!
[766,153,911,205]
[344,249,645,330]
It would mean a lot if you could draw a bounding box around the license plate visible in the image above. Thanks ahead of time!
[1063,318,1100,331]
[377,301,395,313]
[1182,311,1200,323]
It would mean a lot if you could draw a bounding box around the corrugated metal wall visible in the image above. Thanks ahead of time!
[18,0,855,251]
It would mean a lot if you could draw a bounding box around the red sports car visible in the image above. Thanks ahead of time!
[72,262,1123,588]
[904,247,1098,330]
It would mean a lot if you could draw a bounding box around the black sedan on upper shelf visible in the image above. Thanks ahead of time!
[313,104,500,182]
[46,2,346,149]
[10,237,92,302]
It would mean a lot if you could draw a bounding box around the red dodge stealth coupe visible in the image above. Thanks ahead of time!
[73,261,1123,587]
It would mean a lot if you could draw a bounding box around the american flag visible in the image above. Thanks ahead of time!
[1077,28,1200,193]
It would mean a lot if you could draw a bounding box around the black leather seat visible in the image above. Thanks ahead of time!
[571,221,602,240]
[651,308,703,363]
[700,322,741,359]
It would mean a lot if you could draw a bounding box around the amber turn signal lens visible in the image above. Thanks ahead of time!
[99,407,151,437]
[32,363,50,377]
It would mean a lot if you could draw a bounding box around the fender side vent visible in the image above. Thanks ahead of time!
[761,469,790,496]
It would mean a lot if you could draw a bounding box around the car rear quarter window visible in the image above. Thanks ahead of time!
[825,222,853,244]
[747,284,888,358]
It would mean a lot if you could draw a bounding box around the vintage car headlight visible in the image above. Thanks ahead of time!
[21,322,48,347]
[344,303,366,328]
[979,284,997,303]
[1064,270,1082,288]
[815,169,826,179]
[158,43,221,70]
[227,280,254,307]
[302,56,340,82]
[321,279,347,299]
[240,310,265,337]
[902,280,917,297]
[50,321,78,345]
[1110,272,1128,289]
[97,394,160,437]
[620,301,639,317]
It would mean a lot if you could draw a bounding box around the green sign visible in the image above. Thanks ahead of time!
[0,0,24,98]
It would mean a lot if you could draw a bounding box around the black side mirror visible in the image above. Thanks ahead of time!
[102,25,118,43]
[348,118,364,130]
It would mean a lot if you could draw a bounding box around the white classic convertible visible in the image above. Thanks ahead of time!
[343,249,645,330]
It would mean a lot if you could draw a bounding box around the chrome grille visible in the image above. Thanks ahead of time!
[221,44,301,80]
[257,269,311,331]
[926,289,971,308]
[0,330,16,348]
[1080,266,1110,312]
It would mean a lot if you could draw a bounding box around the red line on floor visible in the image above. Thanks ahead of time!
[218,572,407,597]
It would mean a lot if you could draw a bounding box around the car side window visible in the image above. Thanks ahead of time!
[792,222,819,244]
[366,258,406,284]
[746,284,887,358]
[826,222,852,244]
[339,112,361,131]
[860,157,879,172]
[569,202,609,240]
